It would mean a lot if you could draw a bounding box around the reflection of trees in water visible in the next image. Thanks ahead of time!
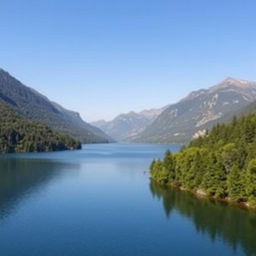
[0,158,79,220]
[149,181,256,256]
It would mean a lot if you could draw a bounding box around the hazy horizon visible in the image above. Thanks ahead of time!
[1,0,256,122]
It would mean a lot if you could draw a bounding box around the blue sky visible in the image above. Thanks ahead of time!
[1,0,256,121]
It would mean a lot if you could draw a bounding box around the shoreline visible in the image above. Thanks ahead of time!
[152,179,256,212]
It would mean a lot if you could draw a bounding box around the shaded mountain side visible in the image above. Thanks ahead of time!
[0,68,112,143]
[92,107,166,141]
[0,101,81,153]
[51,102,114,143]
[212,100,256,126]
[134,78,256,143]
[193,96,256,136]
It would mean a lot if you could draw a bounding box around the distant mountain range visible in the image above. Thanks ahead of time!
[94,77,256,143]
[0,68,112,143]
[2,69,256,145]
[91,107,166,141]
[134,77,256,143]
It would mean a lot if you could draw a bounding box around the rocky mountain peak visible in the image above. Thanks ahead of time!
[210,77,256,93]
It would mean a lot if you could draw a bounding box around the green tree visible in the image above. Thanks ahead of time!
[227,166,246,202]
[163,150,176,185]
[246,159,256,207]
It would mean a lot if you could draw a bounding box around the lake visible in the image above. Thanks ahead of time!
[0,143,255,256]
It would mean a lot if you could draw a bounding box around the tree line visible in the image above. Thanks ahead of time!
[0,102,81,153]
[150,114,256,208]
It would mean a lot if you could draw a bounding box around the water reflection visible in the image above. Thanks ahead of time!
[149,181,256,256]
[0,157,79,220]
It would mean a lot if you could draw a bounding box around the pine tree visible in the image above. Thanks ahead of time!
[227,166,246,202]
[163,150,176,185]
[246,159,256,207]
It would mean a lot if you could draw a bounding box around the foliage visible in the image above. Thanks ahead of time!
[0,69,111,143]
[150,113,256,207]
[0,102,81,153]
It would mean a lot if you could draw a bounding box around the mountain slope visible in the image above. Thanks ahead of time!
[0,101,81,153]
[92,107,165,141]
[232,100,256,117]
[134,78,256,143]
[0,68,112,143]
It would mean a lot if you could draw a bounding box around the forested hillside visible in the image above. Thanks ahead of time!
[0,102,81,153]
[150,113,256,208]
[0,68,112,143]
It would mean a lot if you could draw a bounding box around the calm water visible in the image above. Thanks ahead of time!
[0,143,255,256]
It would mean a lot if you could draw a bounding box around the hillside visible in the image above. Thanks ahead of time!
[92,107,165,141]
[150,113,256,208]
[0,68,112,143]
[134,78,256,143]
[0,102,81,153]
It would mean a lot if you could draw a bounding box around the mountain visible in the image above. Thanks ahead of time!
[232,99,256,117]
[0,101,81,153]
[204,97,256,128]
[92,107,165,141]
[0,68,112,143]
[134,77,256,143]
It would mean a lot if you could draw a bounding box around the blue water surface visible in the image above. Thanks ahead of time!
[0,143,254,256]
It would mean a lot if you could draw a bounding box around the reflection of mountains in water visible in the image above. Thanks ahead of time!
[149,181,256,256]
[0,158,79,220]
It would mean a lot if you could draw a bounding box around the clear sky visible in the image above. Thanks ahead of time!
[1,0,256,122]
